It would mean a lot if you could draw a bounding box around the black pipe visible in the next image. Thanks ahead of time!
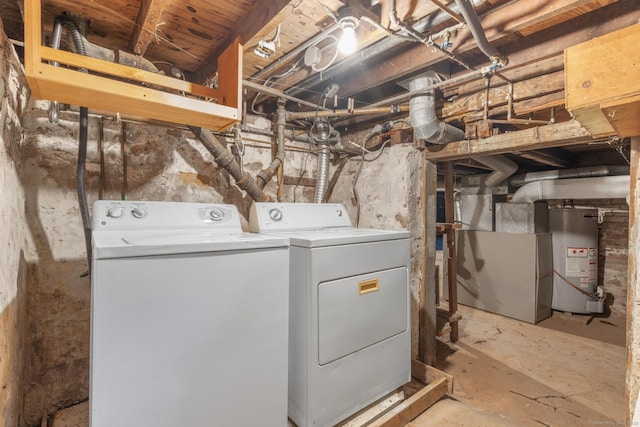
[453,0,508,66]
[61,15,92,270]
[77,107,92,268]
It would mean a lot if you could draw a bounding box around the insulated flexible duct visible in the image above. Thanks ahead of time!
[314,143,330,203]
[59,14,159,73]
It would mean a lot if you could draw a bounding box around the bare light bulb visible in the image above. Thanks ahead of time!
[339,25,358,55]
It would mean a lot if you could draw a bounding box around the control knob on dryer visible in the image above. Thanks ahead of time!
[131,207,147,218]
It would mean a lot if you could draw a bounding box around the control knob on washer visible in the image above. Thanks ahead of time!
[107,207,124,218]
[131,207,147,218]
[269,208,283,221]
[209,208,224,221]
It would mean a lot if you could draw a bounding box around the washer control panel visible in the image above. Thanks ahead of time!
[249,202,352,232]
[92,200,241,231]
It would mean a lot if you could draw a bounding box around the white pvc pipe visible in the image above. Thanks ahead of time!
[511,175,631,203]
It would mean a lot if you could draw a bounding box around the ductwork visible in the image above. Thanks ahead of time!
[410,73,465,144]
[475,155,518,187]
[410,73,517,186]
[511,175,631,203]
[510,165,630,187]
[59,15,159,73]
[314,143,330,203]
[453,0,508,67]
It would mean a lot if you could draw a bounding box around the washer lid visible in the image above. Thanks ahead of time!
[268,227,410,248]
[92,230,289,259]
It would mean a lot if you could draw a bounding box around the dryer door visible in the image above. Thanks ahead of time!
[317,267,408,365]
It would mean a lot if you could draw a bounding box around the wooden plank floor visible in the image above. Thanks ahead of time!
[409,304,626,426]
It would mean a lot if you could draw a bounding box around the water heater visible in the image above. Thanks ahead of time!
[549,207,603,313]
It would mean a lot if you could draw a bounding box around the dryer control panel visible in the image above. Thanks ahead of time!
[249,202,352,232]
[92,200,242,231]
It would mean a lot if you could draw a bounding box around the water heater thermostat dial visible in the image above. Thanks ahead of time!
[209,208,224,221]
[269,208,283,221]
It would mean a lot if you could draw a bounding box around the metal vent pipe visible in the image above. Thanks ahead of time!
[511,175,631,203]
[410,73,517,186]
[410,73,465,144]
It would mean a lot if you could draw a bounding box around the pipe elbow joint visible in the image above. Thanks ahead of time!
[490,55,509,69]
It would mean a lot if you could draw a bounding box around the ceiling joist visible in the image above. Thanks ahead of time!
[129,0,169,55]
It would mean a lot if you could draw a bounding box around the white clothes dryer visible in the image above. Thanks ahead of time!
[250,202,411,427]
[91,200,290,427]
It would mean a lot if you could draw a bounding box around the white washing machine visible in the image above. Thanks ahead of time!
[91,200,290,427]
[249,202,411,427]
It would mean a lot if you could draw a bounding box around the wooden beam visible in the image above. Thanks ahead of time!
[318,0,625,100]
[423,120,594,161]
[419,157,437,366]
[129,0,168,55]
[411,360,454,394]
[479,1,640,79]
[23,0,41,96]
[566,23,640,138]
[626,136,640,424]
[514,148,574,168]
[442,70,564,120]
[367,377,448,427]
[444,162,458,342]
[193,0,290,84]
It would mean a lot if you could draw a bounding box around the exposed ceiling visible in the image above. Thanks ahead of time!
[1,0,637,175]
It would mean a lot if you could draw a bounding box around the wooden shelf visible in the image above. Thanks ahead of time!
[24,0,241,130]
[565,23,640,138]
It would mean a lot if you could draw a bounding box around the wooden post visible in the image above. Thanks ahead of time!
[444,162,459,342]
[626,136,639,423]
[419,156,437,365]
